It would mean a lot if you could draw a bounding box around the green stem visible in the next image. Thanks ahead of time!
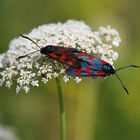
[56,78,66,140]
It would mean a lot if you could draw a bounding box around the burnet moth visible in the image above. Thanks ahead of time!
[17,35,82,68]
[66,52,139,94]
[17,35,139,94]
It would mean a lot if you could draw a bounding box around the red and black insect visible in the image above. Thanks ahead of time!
[17,35,82,68]
[17,35,139,94]
[66,52,139,94]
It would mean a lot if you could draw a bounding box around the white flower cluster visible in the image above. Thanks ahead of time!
[0,20,121,93]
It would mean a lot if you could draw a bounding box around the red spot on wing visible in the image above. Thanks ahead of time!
[49,53,57,58]
[60,54,67,61]
[70,59,76,63]
[89,62,94,65]
[96,70,105,75]
[75,68,82,75]
[88,56,95,60]
[86,66,92,76]
[67,58,77,66]
[76,52,85,56]
[100,59,108,64]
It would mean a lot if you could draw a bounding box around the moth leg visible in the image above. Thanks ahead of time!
[41,56,57,69]
[49,60,58,70]
[42,56,50,63]
[61,64,67,70]
[47,58,59,70]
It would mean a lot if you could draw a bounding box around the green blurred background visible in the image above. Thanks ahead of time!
[0,0,140,140]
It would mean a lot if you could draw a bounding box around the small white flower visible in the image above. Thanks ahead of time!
[53,72,59,78]
[16,86,21,94]
[60,69,65,74]
[0,20,121,93]
[23,86,30,93]
[46,73,52,79]
[5,81,12,89]
[0,79,3,86]
[74,77,82,83]
[63,75,70,83]
[0,54,4,68]
[112,52,119,60]
[31,80,39,87]
[42,77,48,84]
[35,62,40,69]
[26,62,33,69]
[112,36,122,47]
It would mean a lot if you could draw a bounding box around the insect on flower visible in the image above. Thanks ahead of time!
[0,20,126,93]
[16,35,139,95]
[17,35,82,69]
[66,52,139,94]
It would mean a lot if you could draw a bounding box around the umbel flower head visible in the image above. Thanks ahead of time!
[0,20,121,93]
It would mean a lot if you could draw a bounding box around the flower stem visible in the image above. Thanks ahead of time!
[56,78,66,140]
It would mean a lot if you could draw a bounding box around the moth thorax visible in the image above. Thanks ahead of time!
[40,45,55,54]
[102,64,115,74]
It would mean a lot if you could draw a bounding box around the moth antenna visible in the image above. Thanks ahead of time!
[20,34,41,49]
[116,65,140,71]
[16,50,39,60]
[115,73,129,95]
